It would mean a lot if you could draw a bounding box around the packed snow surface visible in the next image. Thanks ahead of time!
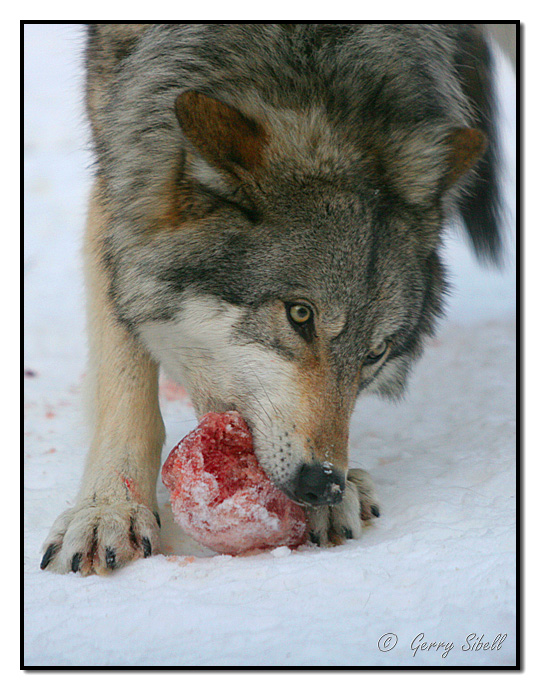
[24,25,516,666]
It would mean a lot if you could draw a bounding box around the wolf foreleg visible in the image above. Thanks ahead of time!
[40,184,165,575]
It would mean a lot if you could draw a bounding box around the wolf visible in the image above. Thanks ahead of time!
[40,23,503,574]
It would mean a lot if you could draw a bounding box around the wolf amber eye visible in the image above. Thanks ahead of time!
[366,341,388,364]
[288,304,312,324]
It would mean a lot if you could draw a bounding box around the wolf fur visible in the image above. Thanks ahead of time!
[41,24,503,574]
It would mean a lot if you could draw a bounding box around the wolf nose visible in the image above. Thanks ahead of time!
[293,463,345,506]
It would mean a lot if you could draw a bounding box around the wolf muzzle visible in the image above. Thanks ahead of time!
[293,463,345,506]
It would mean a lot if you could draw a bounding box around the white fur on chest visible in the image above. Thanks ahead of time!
[138,295,242,396]
[138,294,297,418]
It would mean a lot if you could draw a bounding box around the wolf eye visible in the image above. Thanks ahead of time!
[285,303,315,343]
[365,341,388,364]
[288,304,312,324]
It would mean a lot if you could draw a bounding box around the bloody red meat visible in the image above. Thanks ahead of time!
[162,411,307,555]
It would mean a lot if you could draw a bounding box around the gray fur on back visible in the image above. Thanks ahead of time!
[90,24,474,227]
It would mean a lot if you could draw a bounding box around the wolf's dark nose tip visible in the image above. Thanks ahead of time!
[294,463,345,506]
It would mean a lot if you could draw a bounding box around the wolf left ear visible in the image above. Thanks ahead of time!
[175,91,268,176]
[443,127,487,189]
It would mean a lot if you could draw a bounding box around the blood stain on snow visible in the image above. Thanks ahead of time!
[166,555,197,566]
[159,379,190,403]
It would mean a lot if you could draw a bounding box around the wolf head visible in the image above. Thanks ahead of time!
[119,88,490,505]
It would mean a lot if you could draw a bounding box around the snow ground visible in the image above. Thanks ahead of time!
[23,24,516,667]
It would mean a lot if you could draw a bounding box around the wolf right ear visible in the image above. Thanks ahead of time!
[443,127,487,190]
[387,125,488,205]
[175,91,268,180]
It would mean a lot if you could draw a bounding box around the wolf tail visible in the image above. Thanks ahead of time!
[454,26,506,264]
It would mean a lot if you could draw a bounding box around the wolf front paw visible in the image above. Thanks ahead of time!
[307,468,380,547]
[40,501,161,575]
